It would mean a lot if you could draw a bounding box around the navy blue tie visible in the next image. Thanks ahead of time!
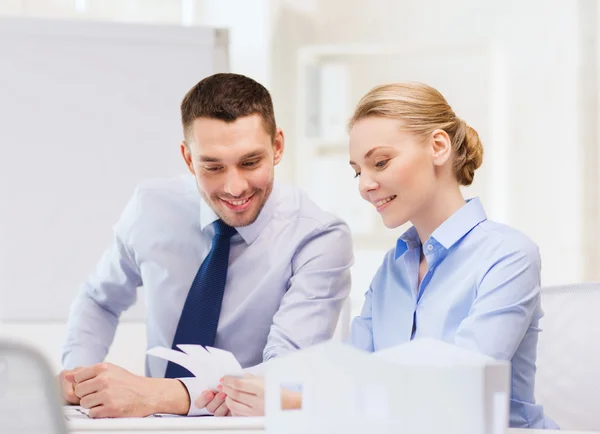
[165,219,236,378]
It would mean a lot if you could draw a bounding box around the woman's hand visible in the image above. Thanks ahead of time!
[218,374,265,416]
[218,374,302,416]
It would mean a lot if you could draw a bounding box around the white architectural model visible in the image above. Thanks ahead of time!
[265,338,509,434]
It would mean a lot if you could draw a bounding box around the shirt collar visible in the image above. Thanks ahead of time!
[394,197,487,259]
[199,182,279,245]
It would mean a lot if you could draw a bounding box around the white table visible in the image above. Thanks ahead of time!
[71,428,598,434]
[69,431,593,434]
[518,431,592,434]
[68,416,264,433]
[67,419,592,434]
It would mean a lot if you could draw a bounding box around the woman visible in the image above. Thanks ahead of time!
[206,82,557,429]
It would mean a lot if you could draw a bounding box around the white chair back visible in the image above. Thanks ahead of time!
[536,283,600,431]
[0,338,68,433]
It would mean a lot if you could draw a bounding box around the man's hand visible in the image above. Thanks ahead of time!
[58,368,82,405]
[194,389,230,416]
[64,362,190,418]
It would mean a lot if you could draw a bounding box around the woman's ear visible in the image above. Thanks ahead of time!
[431,129,452,166]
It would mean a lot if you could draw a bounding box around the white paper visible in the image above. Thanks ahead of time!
[176,344,218,381]
[146,347,204,377]
[147,345,244,391]
[206,346,244,377]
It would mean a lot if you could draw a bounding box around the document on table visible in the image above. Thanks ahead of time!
[63,406,186,420]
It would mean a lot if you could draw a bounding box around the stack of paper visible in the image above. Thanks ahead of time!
[147,345,244,391]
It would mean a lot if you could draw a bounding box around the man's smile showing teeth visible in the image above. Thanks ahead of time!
[221,194,255,212]
[226,198,250,206]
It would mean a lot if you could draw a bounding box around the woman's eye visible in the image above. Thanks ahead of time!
[353,172,361,179]
[375,159,389,168]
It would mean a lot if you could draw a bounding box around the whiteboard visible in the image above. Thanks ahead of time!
[0,17,229,320]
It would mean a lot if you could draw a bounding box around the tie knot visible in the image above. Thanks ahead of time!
[213,219,237,237]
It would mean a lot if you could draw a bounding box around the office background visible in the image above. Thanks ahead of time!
[0,0,598,378]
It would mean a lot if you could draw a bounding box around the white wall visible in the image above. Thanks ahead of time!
[268,0,596,288]
[0,322,147,375]
[0,0,598,370]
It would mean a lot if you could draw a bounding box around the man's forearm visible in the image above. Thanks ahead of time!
[148,378,190,415]
[62,290,119,369]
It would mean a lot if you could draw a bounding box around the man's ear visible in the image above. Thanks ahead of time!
[273,128,285,166]
[180,141,195,175]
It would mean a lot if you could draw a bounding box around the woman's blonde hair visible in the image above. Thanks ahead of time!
[348,82,483,186]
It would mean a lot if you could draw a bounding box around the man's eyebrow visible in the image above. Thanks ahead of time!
[239,151,266,160]
[198,155,221,163]
[198,150,267,163]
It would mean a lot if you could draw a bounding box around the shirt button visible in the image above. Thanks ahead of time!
[427,244,433,251]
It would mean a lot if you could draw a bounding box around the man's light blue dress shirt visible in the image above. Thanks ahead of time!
[63,174,353,415]
[350,198,557,429]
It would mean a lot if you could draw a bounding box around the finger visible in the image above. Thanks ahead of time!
[195,390,216,409]
[59,372,76,399]
[220,384,259,407]
[206,392,226,414]
[63,372,77,384]
[62,382,79,404]
[72,365,101,383]
[212,399,229,417]
[64,388,78,403]
[221,376,263,396]
[60,376,72,392]
[225,396,254,417]
[80,391,104,410]
[63,366,82,376]
[88,405,109,419]
[74,377,105,399]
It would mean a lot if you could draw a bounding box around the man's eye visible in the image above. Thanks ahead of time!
[205,166,222,172]
[242,160,258,167]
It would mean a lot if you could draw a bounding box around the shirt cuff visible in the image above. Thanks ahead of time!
[177,377,213,416]
[62,350,104,373]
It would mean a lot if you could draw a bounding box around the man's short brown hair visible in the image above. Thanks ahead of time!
[181,73,276,141]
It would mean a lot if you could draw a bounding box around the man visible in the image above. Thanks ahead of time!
[59,73,353,417]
